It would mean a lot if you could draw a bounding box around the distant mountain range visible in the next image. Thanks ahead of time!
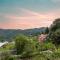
[0,27,46,42]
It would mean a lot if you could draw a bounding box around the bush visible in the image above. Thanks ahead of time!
[50,29,60,46]
[15,35,41,58]
[49,18,60,46]
[0,52,16,60]
[15,35,28,55]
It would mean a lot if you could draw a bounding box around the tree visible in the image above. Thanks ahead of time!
[50,29,60,46]
[45,27,49,34]
[50,18,60,32]
[15,35,28,55]
[15,34,41,57]
[49,18,60,46]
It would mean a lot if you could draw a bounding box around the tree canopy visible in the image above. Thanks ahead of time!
[49,18,60,46]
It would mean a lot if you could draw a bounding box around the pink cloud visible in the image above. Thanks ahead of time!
[0,8,60,29]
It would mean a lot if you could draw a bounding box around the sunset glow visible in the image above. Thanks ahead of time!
[0,0,60,29]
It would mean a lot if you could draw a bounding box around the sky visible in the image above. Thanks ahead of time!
[0,0,60,29]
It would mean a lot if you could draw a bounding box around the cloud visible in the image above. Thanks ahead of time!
[0,8,60,29]
[1,8,55,20]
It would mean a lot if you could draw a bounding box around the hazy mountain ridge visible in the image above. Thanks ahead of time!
[0,27,46,41]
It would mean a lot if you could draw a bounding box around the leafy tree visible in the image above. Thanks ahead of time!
[45,27,49,34]
[49,18,60,46]
[50,18,60,32]
[50,29,60,46]
[15,35,28,55]
[15,35,41,57]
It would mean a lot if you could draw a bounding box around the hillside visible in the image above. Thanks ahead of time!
[0,27,46,41]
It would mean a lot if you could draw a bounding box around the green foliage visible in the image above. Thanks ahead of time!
[15,35,28,55]
[49,18,60,46]
[50,29,60,46]
[45,27,49,34]
[3,42,15,50]
[21,40,40,58]
[0,52,16,60]
[50,18,60,32]
[0,42,15,52]
[0,36,4,42]
[38,42,55,51]
[1,35,60,60]
[15,35,41,57]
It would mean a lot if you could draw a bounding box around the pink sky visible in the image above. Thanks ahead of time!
[0,8,60,29]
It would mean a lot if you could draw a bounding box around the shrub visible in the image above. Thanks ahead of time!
[15,35,28,55]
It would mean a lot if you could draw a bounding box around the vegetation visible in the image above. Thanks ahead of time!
[45,27,49,34]
[49,18,60,47]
